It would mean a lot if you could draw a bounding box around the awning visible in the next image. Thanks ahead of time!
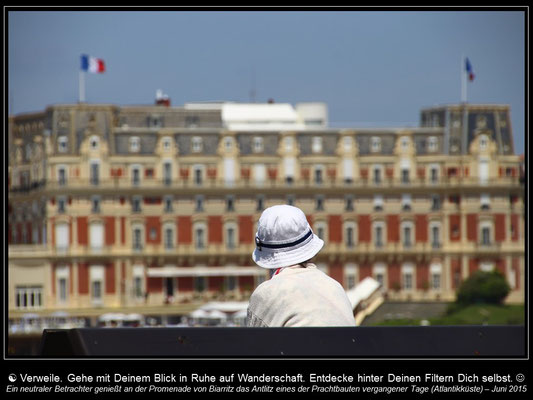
[147,266,265,278]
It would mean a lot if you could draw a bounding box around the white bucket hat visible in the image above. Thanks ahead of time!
[252,205,324,269]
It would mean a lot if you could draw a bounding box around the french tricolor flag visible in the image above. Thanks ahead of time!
[81,54,106,73]
[465,57,475,81]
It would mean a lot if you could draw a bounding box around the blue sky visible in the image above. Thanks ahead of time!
[8,10,526,154]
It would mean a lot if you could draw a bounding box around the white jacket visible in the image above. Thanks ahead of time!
[247,263,356,327]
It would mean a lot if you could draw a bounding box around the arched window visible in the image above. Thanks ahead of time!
[401,263,415,290]
[430,263,442,290]
[344,221,357,248]
[90,221,104,250]
[194,221,207,250]
[345,263,358,290]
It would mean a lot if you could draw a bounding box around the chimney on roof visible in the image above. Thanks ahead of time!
[267,98,274,104]
[155,89,171,107]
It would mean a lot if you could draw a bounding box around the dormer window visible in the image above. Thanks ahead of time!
[148,115,163,128]
[371,136,381,153]
[90,135,99,150]
[401,136,409,151]
[428,136,438,152]
[253,136,264,153]
[58,136,68,153]
[284,136,294,152]
[343,136,352,152]
[129,136,140,153]
[162,136,172,151]
[312,136,323,153]
[192,136,203,153]
[479,134,488,150]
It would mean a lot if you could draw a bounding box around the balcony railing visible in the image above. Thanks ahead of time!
[8,239,524,261]
[10,176,522,194]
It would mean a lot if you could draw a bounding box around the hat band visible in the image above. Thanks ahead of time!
[255,229,313,251]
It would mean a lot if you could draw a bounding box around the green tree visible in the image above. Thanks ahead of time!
[456,270,510,305]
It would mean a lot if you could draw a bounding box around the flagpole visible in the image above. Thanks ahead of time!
[461,54,466,103]
[79,71,85,103]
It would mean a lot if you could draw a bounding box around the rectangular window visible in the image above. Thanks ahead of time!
[374,195,384,212]
[15,286,43,309]
[226,276,237,291]
[312,136,323,153]
[314,168,323,185]
[254,164,266,185]
[402,194,412,211]
[90,223,104,250]
[253,137,264,153]
[346,227,354,248]
[192,137,203,152]
[403,226,412,248]
[132,265,145,299]
[481,227,491,245]
[431,195,441,211]
[59,278,67,303]
[345,195,354,211]
[91,196,101,213]
[194,168,203,185]
[286,195,295,206]
[347,275,356,290]
[226,196,235,212]
[401,169,410,184]
[134,277,143,299]
[226,227,235,249]
[343,158,354,183]
[55,223,69,250]
[132,167,140,186]
[90,162,99,185]
[163,162,172,185]
[195,196,204,212]
[164,196,173,213]
[431,273,441,290]
[58,136,68,153]
[284,136,294,152]
[194,277,206,292]
[403,273,413,290]
[284,157,295,184]
[164,228,173,249]
[133,228,143,250]
[57,197,66,214]
[371,137,381,153]
[480,193,491,210]
[430,167,439,183]
[132,197,142,213]
[431,226,440,248]
[315,195,324,211]
[373,168,382,184]
[375,225,383,248]
[317,225,325,241]
[58,167,67,186]
[195,228,205,249]
[129,137,140,152]
[428,136,438,152]
[92,281,102,302]
[375,273,384,287]
[256,195,264,212]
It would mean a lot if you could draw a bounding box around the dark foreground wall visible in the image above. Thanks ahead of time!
[39,326,525,357]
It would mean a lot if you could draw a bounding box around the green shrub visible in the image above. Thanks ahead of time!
[456,270,510,305]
